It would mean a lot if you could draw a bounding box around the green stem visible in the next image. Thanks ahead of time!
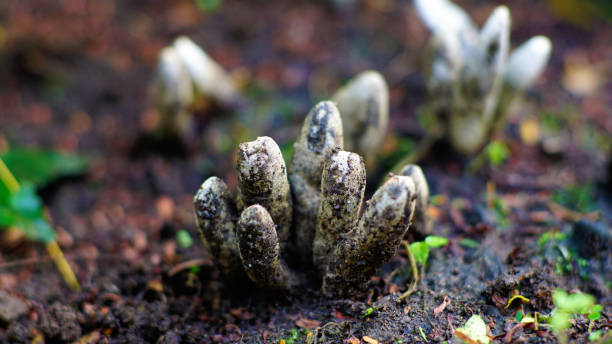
[400,240,419,300]
[0,158,20,193]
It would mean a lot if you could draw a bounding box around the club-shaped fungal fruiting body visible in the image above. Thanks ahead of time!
[194,101,427,298]
[413,0,552,154]
[331,70,389,168]
[153,36,240,136]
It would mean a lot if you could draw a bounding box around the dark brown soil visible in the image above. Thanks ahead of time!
[0,0,610,343]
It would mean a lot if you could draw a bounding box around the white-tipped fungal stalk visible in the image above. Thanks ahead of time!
[153,36,239,136]
[414,0,552,154]
[331,70,389,166]
[194,101,429,297]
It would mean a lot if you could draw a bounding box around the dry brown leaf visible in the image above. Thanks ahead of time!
[345,337,360,344]
[433,296,451,316]
[229,307,255,320]
[362,336,380,344]
[295,317,321,329]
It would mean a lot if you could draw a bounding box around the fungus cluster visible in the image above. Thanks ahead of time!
[414,0,552,154]
[194,101,429,297]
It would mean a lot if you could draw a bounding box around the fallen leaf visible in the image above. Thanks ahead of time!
[362,336,380,344]
[454,315,490,344]
[491,293,507,309]
[229,308,255,320]
[296,317,320,329]
[434,296,451,316]
[333,309,355,320]
[345,337,360,344]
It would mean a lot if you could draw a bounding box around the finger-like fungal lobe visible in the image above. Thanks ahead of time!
[155,47,193,110]
[235,136,292,243]
[504,36,552,90]
[322,175,416,297]
[313,150,366,271]
[290,101,344,185]
[289,101,344,262]
[193,177,243,279]
[237,205,295,288]
[172,36,238,105]
[332,70,389,163]
[399,164,430,237]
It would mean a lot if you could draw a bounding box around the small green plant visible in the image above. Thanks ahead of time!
[362,307,375,318]
[400,235,449,299]
[467,140,511,172]
[537,230,567,248]
[419,327,427,341]
[0,148,87,291]
[486,141,511,167]
[552,184,596,213]
[491,196,510,229]
[279,328,309,344]
[549,289,602,344]
[410,235,449,266]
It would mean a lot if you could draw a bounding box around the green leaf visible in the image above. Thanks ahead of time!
[194,0,222,12]
[537,231,567,247]
[0,182,10,205]
[588,330,602,342]
[362,307,375,318]
[0,206,17,227]
[455,315,490,344]
[1,148,87,187]
[0,204,55,243]
[10,185,43,216]
[419,327,427,341]
[588,311,601,321]
[176,229,194,248]
[550,311,571,332]
[486,141,510,167]
[553,289,595,314]
[552,184,596,213]
[425,235,449,248]
[20,217,56,243]
[410,241,430,266]
[515,311,523,322]
[0,185,56,243]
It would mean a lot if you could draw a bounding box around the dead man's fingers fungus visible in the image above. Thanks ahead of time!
[193,99,430,298]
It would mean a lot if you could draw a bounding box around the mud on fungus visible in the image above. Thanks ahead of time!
[194,101,428,297]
